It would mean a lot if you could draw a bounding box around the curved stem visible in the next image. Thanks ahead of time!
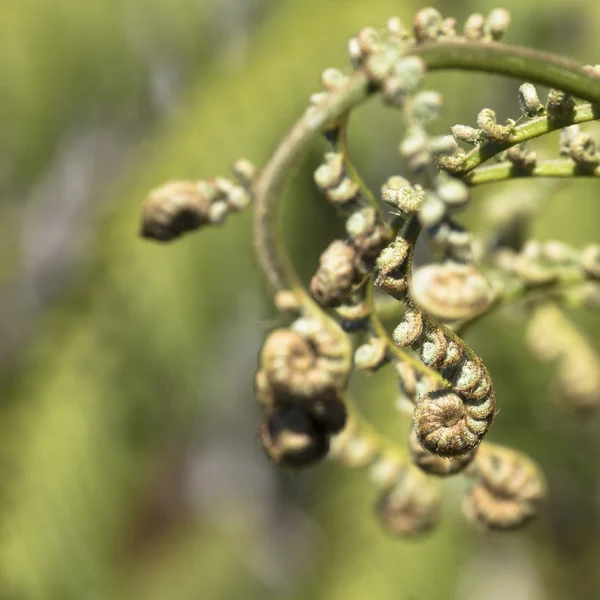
[408,41,600,102]
[466,158,600,186]
[253,72,370,296]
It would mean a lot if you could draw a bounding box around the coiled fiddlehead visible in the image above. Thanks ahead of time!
[463,444,546,531]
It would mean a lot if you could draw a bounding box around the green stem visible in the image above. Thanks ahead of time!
[450,103,599,175]
[253,72,370,296]
[466,159,600,186]
[409,41,600,102]
[336,114,386,220]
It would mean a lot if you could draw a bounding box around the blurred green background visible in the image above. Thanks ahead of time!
[0,1,599,599]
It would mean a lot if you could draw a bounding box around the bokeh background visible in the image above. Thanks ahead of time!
[0,1,599,599]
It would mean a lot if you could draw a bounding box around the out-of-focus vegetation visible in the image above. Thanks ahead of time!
[0,1,599,599]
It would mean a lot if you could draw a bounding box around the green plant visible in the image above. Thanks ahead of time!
[138,7,600,537]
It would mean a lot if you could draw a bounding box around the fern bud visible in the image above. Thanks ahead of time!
[310,241,358,307]
[559,124,581,156]
[408,427,475,476]
[436,176,470,210]
[506,143,537,171]
[451,124,481,146]
[580,244,600,278]
[392,309,424,347]
[463,13,485,41]
[420,328,449,368]
[418,193,446,228]
[377,474,441,536]
[354,337,389,373]
[369,456,404,490]
[463,445,546,530]
[374,237,410,297]
[518,83,544,117]
[477,108,515,141]
[140,180,213,241]
[569,132,600,167]
[346,208,391,256]
[259,405,330,469]
[314,152,344,190]
[320,67,348,91]
[485,8,511,42]
[413,7,444,43]
[546,89,575,119]
[393,56,427,92]
[381,177,425,215]
[412,90,443,124]
[413,386,495,457]
[231,158,257,186]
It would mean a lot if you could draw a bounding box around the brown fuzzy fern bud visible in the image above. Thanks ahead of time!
[477,108,515,142]
[231,158,257,186]
[436,176,470,211]
[408,427,475,476]
[413,7,444,43]
[274,290,302,313]
[314,152,344,190]
[382,56,426,106]
[506,143,537,171]
[346,208,391,257]
[320,67,348,92]
[418,194,447,229]
[518,83,544,118]
[413,386,495,457]
[354,337,389,373]
[329,425,377,467]
[580,244,600,278]
[559,124,580,156]
[140,180,214,241]
[485,8,511,42]
[374,237,410,297]
[463,13,486,41]
[310,241,358,307]
[420,328,449,368]
[569,132,600,167]
[309,394,348,434]
[260,329,333,398]
[381,177,426,215]
[412,90,444,124]
[369,455,405,490]
[463,445,546,530]
[451,124,482,146]
[441,339,465,369]
[335,298,371,331]
[254,369,275,413]
[546,89,575,119]
[392,309,424,347]
[410,262,493,321]
[259,405,330,469]
[376,472,441,536]
[260,321,349,400]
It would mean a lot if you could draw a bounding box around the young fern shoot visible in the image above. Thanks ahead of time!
[138,7,600,537]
